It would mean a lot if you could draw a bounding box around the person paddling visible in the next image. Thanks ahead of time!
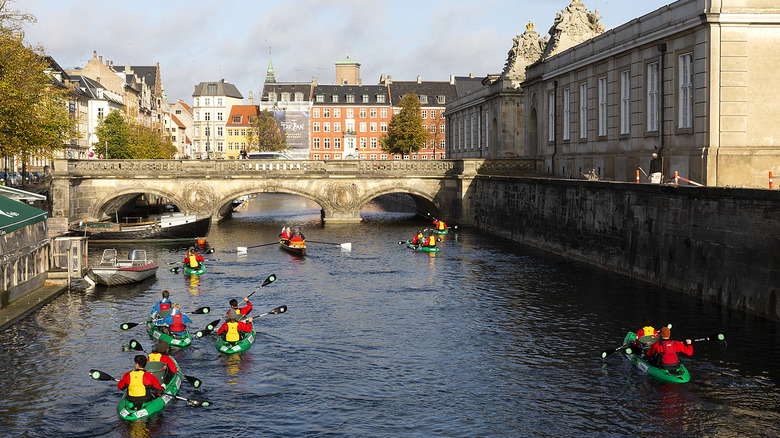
[147,340,179,384]
[154,303,193,337]
[410,231,425,246]
[279,227,291,243]
[421,233,437,248]
[217,314,254,343]
[647,326,693,371]
[290,227,305,243]
[150,290,172,318]
[184,247,204,269]
[117,355,163,408]
[433,219,448,232]
[633,317,659,350]
[226,297,252,319]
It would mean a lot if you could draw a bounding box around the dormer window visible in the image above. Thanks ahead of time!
[332,94,339,103]
[419,95,428,104]
[315,94,324,103]
[362,94,369,103]
[437,95,446,104]
[208,84,217,94]
[346,94,355,103]
[232,115,242,123]
[295,92,304,101]
[281,92,290,101]
[376,94,386,103]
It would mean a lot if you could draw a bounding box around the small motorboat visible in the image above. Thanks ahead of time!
[86,249,158,286]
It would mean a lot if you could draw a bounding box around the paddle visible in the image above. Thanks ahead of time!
[600,345,630,359]
[247,274,277,299]
[196,305,287,338]
[237,242,278,252]
[693,333,726,342]
[120,307,210,330]
[306,240,352,250]
[88,369,210,407]
[127,339,203,388]
[425,212,458,230]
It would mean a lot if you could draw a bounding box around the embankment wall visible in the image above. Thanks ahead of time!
[471,177,780,320]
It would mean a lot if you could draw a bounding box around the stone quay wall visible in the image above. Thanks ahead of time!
[470,177,780,320]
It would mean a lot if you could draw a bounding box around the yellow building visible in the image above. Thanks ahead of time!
[225,105,259,159]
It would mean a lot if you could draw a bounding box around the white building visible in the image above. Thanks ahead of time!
[192,80,243,159]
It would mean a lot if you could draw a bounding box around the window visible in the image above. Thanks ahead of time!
[679,54,693,129]
[324,154,331,159]
[334,138,341,149]
[362,94,369,103]
[295,92,304,101]
[268,93,277,102]
[647,63,659,132]
[204,126,210,137]
[430,110,436,119]
[175,109,181,115]
[313,123,320,132]
[370,154,377,159]
[217,112,223,121]
[208,84,216,94]
[346,121,355,132]
[439,125,445,133]
[563,88,570,141]
[232,115,241,123]
[580,83,587,139]
[376,94,386,103]
[204,97,211,106]
[313,108,320,118]
[359,108,367,118]
[282,92,290,102]
[240,129,246,136]
[370,138,377,149]
[334,108,341,118]
[380,108,387,118]
[370,108,377,118]
[346,108,354,118]
[315,94,324,103]
[548,92,555,142]
[323,123,330,132]
[227,129,233,136]
[204,112,211,121]
[194,98,199,106]
[437,95,446,104]
[98,107,104,118]
[323,108,330,118]
[370,122,377,132]
[421,110,428,119]
[620,71,630,135]
[217,127,223,137]
[430,125,436,133]
[419,95,428,104]
[346,94,355,103]
[332,94,339,103]
[313,138,320,149]
[360,138,367,149]
[313,154,321,159]
[324,138,331,149]
[195,126,200,136]
[360,122,367,132]
[440,139,445,149]
[217,98,223,106]
[228,142,233,150]
[380,122,387,132]
[598,77,607,137]
[334,122,341,132]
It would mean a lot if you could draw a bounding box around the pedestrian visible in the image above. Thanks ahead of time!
[649,152,662,184]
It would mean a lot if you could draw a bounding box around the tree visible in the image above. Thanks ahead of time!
[0,0,77,166]
[381,93,428,157]
[95,109,177,159]
[246,109,287,152]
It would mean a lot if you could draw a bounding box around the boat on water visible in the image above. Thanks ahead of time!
[183,263,206,275]
[432,228,449,235]
[86,249,158,286]
[622,332,691,383]
[75,213,211,241]
[406,239,440,253]
[280,239,306,257]
[116,357,183,420]
[146,316,194,348]
[216,327,256,354]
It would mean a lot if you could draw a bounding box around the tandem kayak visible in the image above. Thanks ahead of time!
[280,240,306,257]
[622,332,691,384]
[432,229,449,235]
[147,316,194,348]
[117,357,183,420]
[216,327,256,354]
[406,239,440,253]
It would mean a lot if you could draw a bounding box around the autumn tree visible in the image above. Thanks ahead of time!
[95,110,176,159]
[246,110,287,152]
[381,93,428,157]
[0,0,77,167]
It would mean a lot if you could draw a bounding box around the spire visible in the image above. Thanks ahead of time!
[265,47,276,83]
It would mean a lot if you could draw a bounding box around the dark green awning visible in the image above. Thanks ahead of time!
[0,195,48,235]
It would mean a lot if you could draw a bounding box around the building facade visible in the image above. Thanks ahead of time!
[225,105,260,159]
[191,80,243,159]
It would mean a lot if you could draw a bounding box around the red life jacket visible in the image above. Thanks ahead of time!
[170,313,185,332]
[291,235,304,243]
[159,301,171,311]
[659,340,679,365]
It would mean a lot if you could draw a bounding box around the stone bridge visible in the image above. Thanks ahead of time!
[50,158,538,226]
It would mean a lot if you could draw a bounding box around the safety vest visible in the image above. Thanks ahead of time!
[290,235,304,243]
[412,234,423,244]
[640,326,656,337]
[425,236,436,247]
[159,300,171,312]
[226,321,240,342]
[437,222,446,230]
[188,254,198,268]
[170,313,185,333]
[659,340,679,365]
[127,370,148,397]
[148,352,162,362]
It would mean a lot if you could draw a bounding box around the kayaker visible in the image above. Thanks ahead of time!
[290,227,305,243]
[226,297,253,319]
[183,247,204,268]
[646,326,693,370]
[279,227,291,242]
[147,340,179,382]
[150,290,172,318]
[155,303,193,336]
[421,234,437,248]
[217,315,254,343]
[633,317,659,349]
[117,355,163,407]
[410,231,425,246]
[433,219,448,232]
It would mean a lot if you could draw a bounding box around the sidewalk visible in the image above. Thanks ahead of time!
[0,283,69,331]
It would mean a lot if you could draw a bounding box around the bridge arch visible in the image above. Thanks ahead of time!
[90,187,183,221]
[355,186,441,218]
[212,183,329,221]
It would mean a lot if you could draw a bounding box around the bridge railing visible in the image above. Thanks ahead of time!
[55,158,537,177]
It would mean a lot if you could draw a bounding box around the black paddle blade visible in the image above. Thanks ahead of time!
[188,398,210,407]
[192,306,210,315]
[269,305,287,315]
[120,322,139,330]
[262,274,277,287]
[185,375,202,388]
[398,241,404,244]
[196,319,221,338]
[170,267,180,273]
[129,339,143,351]
[89,369,115,381]
[206,248,216,254]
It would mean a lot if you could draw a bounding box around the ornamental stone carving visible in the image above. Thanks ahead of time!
[502,21,547,81]
[324,182,360,209]
[542,0,605,60]
[180,182,217,211]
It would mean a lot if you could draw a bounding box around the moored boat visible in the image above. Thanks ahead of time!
[216,327,256,354]
[622,332,691,383]
[86,249,158,286]
[75,213,211,242]
[146,316,194,348]
[406,239,440,253]
[280,239,306,257]
[117,357,183,420]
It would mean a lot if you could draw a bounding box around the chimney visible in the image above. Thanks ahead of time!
[93,50,97,59]
[469,73,474,78]
[417,75,422,84]
[99,55,103,63]
[450,75,455,85]
[248,90,254,105]
[312,77,318,86]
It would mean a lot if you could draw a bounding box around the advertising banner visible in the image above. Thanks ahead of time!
[273,111,310,152]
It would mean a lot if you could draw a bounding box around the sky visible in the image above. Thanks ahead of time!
[19,0,673,105]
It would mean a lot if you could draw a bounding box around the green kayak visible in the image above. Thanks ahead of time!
[622,332,690,383]
[117,357,183,420]
[406,239,440,253]
[216,327,256,354]
[183,263,205,275]
[432,229,449,235]
[146,316,194,348]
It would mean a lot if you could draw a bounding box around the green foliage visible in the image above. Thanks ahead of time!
[95,110,176,159]
[247,110,287,152]
[381,93,428,157]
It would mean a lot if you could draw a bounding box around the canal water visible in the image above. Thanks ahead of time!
[1,194,778,437]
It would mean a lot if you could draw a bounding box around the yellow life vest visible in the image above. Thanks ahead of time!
[642,326,656,336]
[437,222,446,230]
[127,370,147,397]
[226,321,240,342]
[148,352,162,362]
[188,254,198,268]
[426,236,436,247]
